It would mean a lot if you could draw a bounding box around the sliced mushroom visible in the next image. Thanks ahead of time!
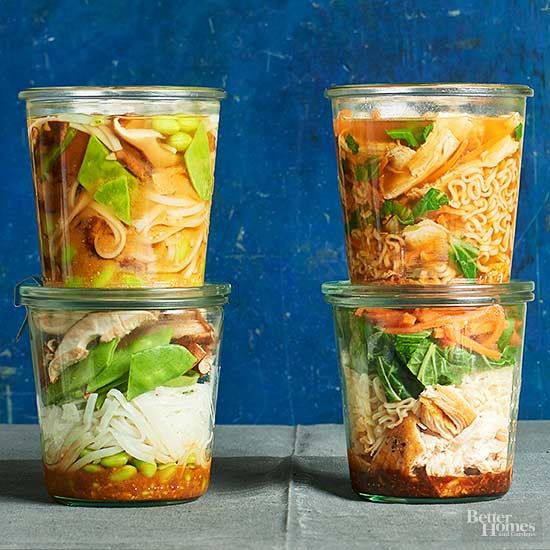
[48,311,159,382]
[113,118,178,168]
[34,311,86,335]
[418,385,477,440]
[116,141,153,184]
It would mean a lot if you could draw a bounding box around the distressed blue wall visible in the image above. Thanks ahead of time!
[0,0,548,424]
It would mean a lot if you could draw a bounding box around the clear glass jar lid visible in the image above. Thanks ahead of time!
[16,282,231,310]
[19,86,226,102]
[322,281,534,308]
[325,83,534,99]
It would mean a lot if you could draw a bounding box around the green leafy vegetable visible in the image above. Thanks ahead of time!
[376,356,424,402]
[514,123,523,141]
[127,344,196,400]
[92,265,116,288]
[381,200,414,225]
[354,156,380,182]
[411,188,449,219]
[87,327,173,393]
[184,123,213,200]
[345,134,360,154]
[394,331,433,363]
[422,123,434,142]
[386,128,419,148]
[497,319,515,351]
[449,237,479,279]
[42,128,77,180]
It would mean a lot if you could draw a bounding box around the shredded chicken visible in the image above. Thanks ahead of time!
[418,385,477,439]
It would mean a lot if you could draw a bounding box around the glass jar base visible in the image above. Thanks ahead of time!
[356,492,506,504]
[52,495,200,508]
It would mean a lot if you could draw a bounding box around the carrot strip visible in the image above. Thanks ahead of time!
[444,326,502,360]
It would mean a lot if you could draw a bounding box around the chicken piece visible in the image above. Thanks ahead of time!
[418,385,477,440]
[370,414,425,475]
[382,117,473,198]
[48,311,159,382]
[34,311,86,335]
[403,220,449,264]
[478,135,519,167]
[387,144,416,171]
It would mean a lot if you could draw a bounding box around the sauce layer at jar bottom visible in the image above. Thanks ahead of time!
[349,452,512,499]
[44,462,211,502]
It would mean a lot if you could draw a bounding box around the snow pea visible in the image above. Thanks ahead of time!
[87,327,172,393]
[127,344,196,400]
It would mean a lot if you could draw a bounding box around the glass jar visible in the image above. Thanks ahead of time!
[17,283,230,506]
[322,281,534,503]
[19,87,226,288]
[325,84,533,285]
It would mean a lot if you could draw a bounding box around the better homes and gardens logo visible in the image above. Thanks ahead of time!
[464,509,540,540]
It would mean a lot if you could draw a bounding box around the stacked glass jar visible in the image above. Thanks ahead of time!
[323,84,534,502]
[17,87,230,506]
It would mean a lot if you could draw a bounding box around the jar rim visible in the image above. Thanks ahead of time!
[322,281,535,308]
[18,86,227,102]
[325,83,534,99]
[16,283,231,310]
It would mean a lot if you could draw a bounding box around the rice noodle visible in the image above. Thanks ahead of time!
[69,122,122,151]
[145,190,202,208]
[88,202,127,258]
[40,384,214,472]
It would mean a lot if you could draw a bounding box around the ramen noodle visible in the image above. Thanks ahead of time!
[333,113,526,284]
[26,112,219,287]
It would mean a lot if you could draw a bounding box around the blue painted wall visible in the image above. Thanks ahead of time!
[0,0,548,424]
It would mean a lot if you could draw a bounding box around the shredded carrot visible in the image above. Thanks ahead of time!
[444,326,502,360]
[424,139,469,182]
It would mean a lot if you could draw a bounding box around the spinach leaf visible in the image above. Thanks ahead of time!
[354,156,380,182]
[345,134,360,154]
[514,123,523,140]
[449,237,479,279]
[381,200,415,225]
[376,356,424,402]
[412,188,449,219]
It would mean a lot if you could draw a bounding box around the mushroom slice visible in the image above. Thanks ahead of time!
[418,385,477,440]
[160,310,215,345]
[48,311,159,382]
[34,311,86,335]
[113,118,178,168]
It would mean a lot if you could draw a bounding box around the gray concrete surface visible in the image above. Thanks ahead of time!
[0,422,548,549]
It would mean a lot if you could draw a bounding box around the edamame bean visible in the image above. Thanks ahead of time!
[83,464,102,474]
[131,458,158,478]
[101,451,129,468]
[184,471,193,482]
[186,452,197,469]
[177,116,201,133]
[152,116,180,136]
[109,465,137,482]
[167,132,192,152]
[158,464,178,482]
